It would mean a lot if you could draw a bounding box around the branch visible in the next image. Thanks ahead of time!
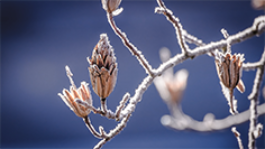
[155,0,190,55]
[161,102,265,131]
[83,116,104,139]
[118,76,154,120]
[248,48,265,149]
[115,93,130,121]
[100,99,116,119]
[83,112,131,149]
[106,13,155,76]
[183,30,205,47]
[155,15,265,77]
[93,114,131,149]
[232,127,244,149]
[189,15,265,57]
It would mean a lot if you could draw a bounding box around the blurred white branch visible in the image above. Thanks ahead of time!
[160,102,265,131]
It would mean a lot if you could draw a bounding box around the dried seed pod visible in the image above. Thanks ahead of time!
[215,52,245,93]
[58,66,93,118]
[215,51,245,114]
[88,34,118,100]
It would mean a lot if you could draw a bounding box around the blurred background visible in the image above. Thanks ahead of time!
[1,0,264,148]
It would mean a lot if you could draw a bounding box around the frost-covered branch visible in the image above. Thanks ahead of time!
[93,114,131,149]
[106,12,154,76]
[189,15,265,57]
[83,116,104,139]
[248,48,265,149]
[183,30,205,47]
[232,127,244,149]
[155,0,190,55]
[154,15,265,77]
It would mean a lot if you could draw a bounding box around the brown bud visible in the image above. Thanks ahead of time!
[88,34,118,99]
[58,66,93,118]
[215,52,245,93]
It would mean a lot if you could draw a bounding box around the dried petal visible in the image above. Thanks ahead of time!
[236,79,245,93]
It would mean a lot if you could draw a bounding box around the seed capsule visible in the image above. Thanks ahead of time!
[101,0,121,13]
[88,34,118,100]
[58,66,93,118]
[215,52,245,93]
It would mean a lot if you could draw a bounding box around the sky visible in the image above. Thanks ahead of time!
[1,0,265,148]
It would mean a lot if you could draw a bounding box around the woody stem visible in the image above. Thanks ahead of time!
[83,116,103,139]
[101,98,108,114]
[229,88,236,115]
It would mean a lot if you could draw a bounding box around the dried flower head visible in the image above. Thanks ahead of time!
[215,52,245,93]
[154,48,188,104]
[215,51,245,114]
[88,34,118,100]
[101,0,123,16]
[58,66,93,118]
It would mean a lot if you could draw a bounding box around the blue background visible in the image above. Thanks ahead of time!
[1,0,265,148]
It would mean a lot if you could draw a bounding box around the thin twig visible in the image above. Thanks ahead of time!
[106,13,155,76]
[93,114,131,149]
[232,127,244,149]
[115,93,130,121]
[83,116,103,139]
[155,0,190,55]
